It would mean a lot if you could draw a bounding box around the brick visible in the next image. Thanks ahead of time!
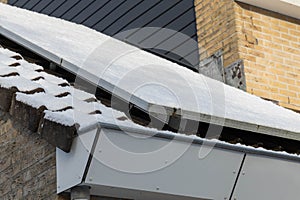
[0,87,18,112]
[0,112,69,200]
[9,99,46,132]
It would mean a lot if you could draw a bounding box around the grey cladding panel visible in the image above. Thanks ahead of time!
[114,0,179,34]
[41,0,66,15]
[8,0,18,5]
[30,0,53,12]
[9,0,199,70]
[12,0,28,7]
[60,0,94,21]
[50,0,81,17]
[93,0,144,32]
[141,0,193,29]
[82,0,126,28]
[72,0,110,24]
[127,1,188,43]
[22,0,42,10]
[106,0,170,36]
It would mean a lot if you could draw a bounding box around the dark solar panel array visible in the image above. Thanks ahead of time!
[8,0,200,71]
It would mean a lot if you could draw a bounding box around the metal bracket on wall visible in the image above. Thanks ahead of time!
[198,50,225,82]
[224,60,246,91]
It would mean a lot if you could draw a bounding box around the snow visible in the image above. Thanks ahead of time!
[0,76,42,91]
[0,49,299,159]
[0,46,132,130]
[0,4,300,135]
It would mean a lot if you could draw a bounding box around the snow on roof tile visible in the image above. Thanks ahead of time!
[0,46,133,131]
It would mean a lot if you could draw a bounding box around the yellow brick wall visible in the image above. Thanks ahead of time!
[235,2,300,111]
[195,0,240,67]
[195,0,300,112]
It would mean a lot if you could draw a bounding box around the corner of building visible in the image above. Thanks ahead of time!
[194,0,300,112]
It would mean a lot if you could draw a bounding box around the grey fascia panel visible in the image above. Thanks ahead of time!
[56,121,300,198]
[232,154,300,200]
[56,127,98,193]
[85,127,244,199]
[0,25,62,64]
[97,122,300,162]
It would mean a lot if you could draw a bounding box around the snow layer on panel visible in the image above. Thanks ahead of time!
[0,4,300,133]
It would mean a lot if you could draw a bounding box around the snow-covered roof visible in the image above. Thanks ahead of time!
[0,3,300,140]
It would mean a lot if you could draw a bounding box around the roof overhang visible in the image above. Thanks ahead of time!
[236,0,300,19]
[1,3,300,142]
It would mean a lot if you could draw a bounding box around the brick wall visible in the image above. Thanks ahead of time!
[195,0,300,111]
[0,111,127,199]
[235,2,300,111]
[0,111,68,200]
[195,0,240,67]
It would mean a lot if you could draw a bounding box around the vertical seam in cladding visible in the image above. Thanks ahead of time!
[48,0,67,16]
[28,0,42,10]
[101,0,144,33]
[125,0,182,41]
[80,0,110,24]
[58,0,81,18]
[138,5,195,44]
[229,153,247,200]
[39,0,54,13]
[19,0,30,8]
[81,126,101,183]
[115,0,161,35]
[90,0,128,29]
[69,0,96,21]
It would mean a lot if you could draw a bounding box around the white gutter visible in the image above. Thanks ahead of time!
[236,0,300,19]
